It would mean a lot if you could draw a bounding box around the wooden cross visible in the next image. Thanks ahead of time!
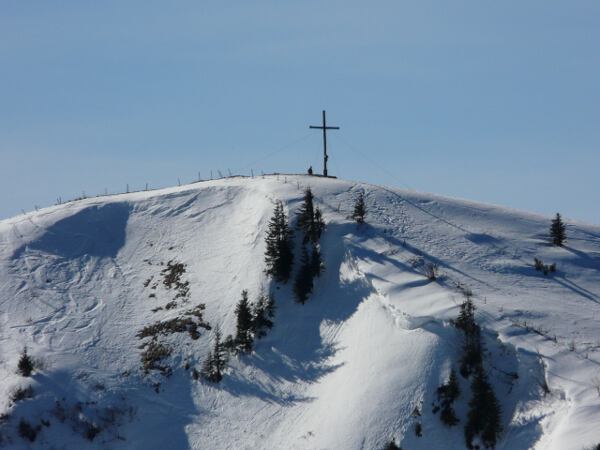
[309,110,339,177]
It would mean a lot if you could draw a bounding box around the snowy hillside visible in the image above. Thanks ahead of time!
[1,175,599,449]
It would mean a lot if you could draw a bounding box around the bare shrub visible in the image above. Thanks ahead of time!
[10,386,34,404]
[18,419,39,442]
[425,263,439,281]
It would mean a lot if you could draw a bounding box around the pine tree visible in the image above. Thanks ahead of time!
[202,325,228,382]
[297,188,325,244]
[212,326,228,378]
[455,295,476,335]
[297,188,315,242]
[294,245,314,304]
[201,350,215,381]
[17,347,34,377]
[352,191,366,224]
[235,290,254,353]
[465,367,502,449]
[253,291,275,339]
[223,334,236,353]
[438,369,460,426]
[550,213,566,246]
[446,369,460,401]
[454,295,482,377]
[264,201,294,283]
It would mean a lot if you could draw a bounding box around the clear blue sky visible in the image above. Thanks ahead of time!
[1,1,599,223]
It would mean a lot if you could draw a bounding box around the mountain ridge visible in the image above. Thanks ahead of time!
[1,175,599,449]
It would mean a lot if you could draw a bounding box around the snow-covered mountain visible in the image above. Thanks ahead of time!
[1,175,599,450]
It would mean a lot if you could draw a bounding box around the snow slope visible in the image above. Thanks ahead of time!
[0,175,599,449]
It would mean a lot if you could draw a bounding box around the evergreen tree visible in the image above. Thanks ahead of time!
[294,245,314,304]
[17,347,34,377]
[235,290,254,353]
[454,295,482,377]
[446,369,460,401]
[460,326,482,378]
[550,213,566,246]
[202,326,228,383]
[223,334,236,353]
[264,201,294,283]
[297,188,325,243]
[455,295,476,335]
[465,367,502,449]
[201,350,215,381]
[438,369,460,426]
[253,291,275,339]
[352,191,366,224]
[297,188,315,242]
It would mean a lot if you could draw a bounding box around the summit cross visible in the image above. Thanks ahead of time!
[309,110,339,177]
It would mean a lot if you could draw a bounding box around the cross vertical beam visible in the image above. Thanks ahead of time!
[309,110,339,177]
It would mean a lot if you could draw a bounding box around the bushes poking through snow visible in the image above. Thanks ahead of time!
[412,257,440,281]
[424,263,439,281]
[18,419,39,442]
[137,302,210,375]
[414,421,422,437]
[139,258,211,377]
[161,260,186,289]
[383,441,402,450]
[140,341,172,375]
[534,258,556,275]
[83,422,102,441]
[9,386,34,405]
[137,305,210,341]
[3,393,131,444]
